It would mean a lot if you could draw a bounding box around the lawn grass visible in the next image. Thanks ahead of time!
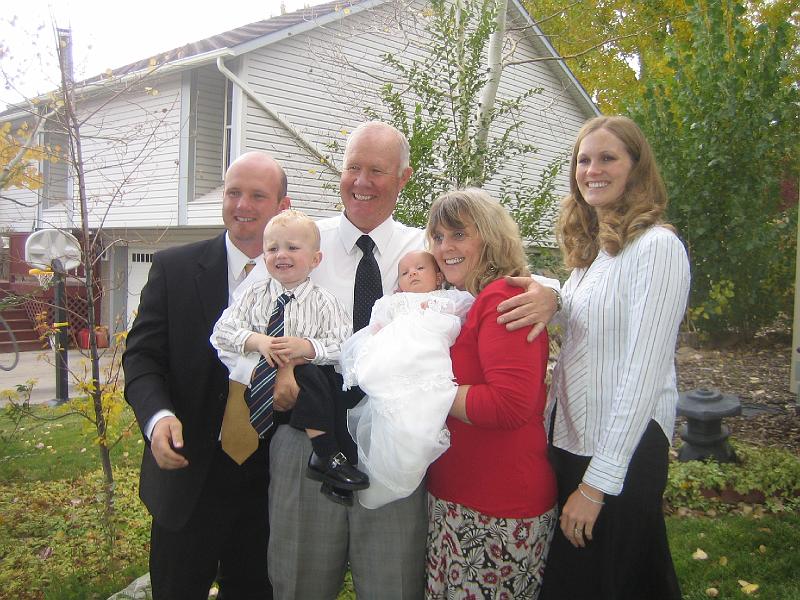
[2,404,799,599]
[0,404,142,482]
[667,513,800,599]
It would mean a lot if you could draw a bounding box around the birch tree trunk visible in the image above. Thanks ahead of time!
[472,0,508,186]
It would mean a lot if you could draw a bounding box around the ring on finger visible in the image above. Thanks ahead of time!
[573,526,583,537]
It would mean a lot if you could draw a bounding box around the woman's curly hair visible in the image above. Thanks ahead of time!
[558,116,672,269]
[426,188,529,296]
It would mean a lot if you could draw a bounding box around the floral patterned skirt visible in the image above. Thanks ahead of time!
[425,494,557,600]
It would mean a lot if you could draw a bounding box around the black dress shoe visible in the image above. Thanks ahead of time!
[320,482,353,507]
[306,451,370,490]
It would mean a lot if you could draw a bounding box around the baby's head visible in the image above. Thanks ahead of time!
[262,210,322,289]
[397,250,443,293]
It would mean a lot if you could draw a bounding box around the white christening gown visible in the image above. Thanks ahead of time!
[341,289,474,509]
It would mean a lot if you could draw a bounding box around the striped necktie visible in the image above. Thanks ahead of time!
[246,292,294,435]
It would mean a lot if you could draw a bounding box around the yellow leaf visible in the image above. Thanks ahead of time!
[705,588,719,597]
[738,580,759,595]
[758,545,766,554]
[718,556,728,566]
[692,548,708,560]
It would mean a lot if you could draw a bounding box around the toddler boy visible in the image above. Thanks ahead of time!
[212,209,369,505]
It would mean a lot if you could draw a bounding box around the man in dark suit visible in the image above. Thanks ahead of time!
[123,151,290,599]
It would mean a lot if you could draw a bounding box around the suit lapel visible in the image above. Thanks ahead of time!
[196,234,229,331]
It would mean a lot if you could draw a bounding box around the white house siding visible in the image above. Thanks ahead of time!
[39,76,185,230]
[230,0,594,236]
[1,186,38,232]
[193,67,226,199]
[0,116,53,231]
[239,2,421,218]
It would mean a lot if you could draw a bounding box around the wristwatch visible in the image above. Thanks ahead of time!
[551,288,563,312]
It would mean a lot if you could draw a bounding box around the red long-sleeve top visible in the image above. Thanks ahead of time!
[427,279,556,518]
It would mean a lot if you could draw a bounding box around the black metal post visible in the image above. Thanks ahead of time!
[50,258,69,406]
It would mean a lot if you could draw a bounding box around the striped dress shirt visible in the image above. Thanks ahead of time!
[547,226,690,495]
[211,277,352,366]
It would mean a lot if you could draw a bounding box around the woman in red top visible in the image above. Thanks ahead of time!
[425,188,557,600]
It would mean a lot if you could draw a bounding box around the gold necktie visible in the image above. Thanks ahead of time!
[220,259,259,464]
[221,380,259,464]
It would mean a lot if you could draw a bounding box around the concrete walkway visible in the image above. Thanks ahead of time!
[0,347,121,405]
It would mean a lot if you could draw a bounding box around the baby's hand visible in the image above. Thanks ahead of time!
[420,300,429,310]
[270,336,315,365]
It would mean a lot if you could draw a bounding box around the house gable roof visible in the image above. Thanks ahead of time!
[87,0,376,82]
[87,0,597,116]
[1,0,597,121]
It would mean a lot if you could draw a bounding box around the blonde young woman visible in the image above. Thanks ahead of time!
[541,116,690,600]
[425,189,557,600]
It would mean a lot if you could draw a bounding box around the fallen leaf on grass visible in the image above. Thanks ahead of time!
[705,588,719,597]
[37,546,53,560]
[692,548,708,560]
[738,580,759,594]
[719,556,728,566]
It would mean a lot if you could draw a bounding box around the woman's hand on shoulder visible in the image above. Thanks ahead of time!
[496,276,557,342]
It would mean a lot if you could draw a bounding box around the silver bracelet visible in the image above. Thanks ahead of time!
[578,483,605,505]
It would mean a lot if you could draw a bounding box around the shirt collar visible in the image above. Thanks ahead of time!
[267,276,314,303]
[225,232,261,279]
[338,214,397,257]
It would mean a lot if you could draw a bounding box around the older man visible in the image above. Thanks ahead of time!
[123,152,289,599]
[236,122,556,599]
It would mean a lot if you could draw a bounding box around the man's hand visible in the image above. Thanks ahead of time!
[273,366,300,411]
[497,276,558,342]
[150,416,189,470]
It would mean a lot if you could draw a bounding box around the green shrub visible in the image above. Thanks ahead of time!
[666,441,800,513]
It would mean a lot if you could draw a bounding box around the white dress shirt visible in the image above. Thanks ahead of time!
[312,214,426,313]
[211,277,352,365]
[547,226,690,495]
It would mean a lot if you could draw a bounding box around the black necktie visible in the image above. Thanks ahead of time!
[353,235,382,331]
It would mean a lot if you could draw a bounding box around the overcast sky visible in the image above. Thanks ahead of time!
[1,0,328,110]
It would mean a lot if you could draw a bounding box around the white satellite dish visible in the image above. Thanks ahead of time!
[25,229,82,272]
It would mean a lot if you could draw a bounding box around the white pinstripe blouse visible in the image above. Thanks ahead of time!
[547,226,690,495]
[211,277,352,366]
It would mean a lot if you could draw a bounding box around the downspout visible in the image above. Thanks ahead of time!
[216,57,340,176]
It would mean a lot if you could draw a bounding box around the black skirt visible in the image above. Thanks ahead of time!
[540,420,681,600]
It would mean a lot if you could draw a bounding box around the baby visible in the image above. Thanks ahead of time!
[212,209,369,506]
[341,250,474,509]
